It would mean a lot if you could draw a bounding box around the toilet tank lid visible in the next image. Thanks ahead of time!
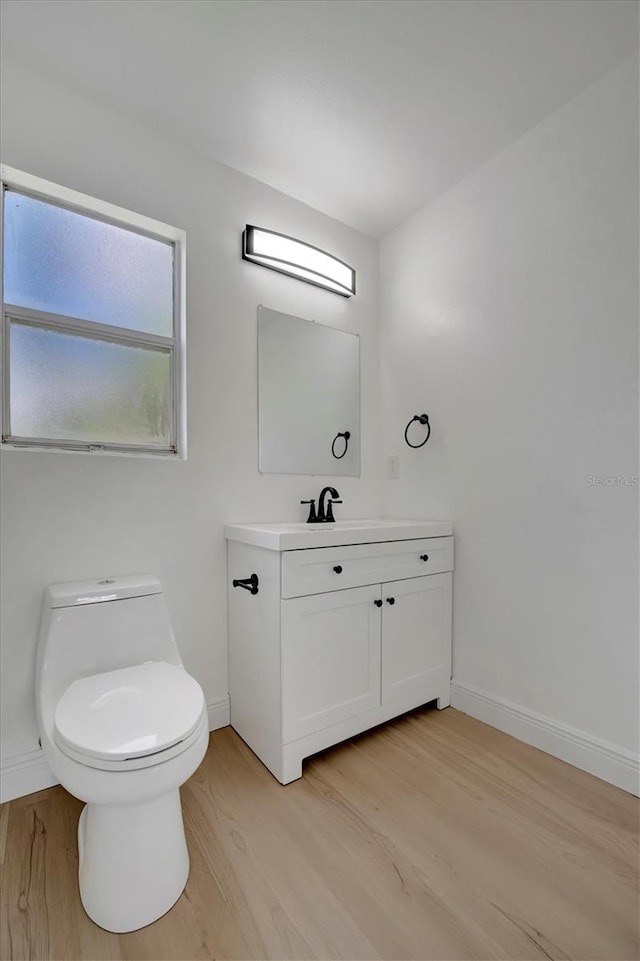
[45,575,162,609]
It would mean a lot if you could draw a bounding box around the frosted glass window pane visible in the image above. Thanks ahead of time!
[9,323,172,447]
[3,192,174,336]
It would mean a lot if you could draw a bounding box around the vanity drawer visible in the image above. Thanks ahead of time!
[281,536,453,598]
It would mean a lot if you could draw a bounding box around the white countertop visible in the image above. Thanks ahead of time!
[224,518,452,551]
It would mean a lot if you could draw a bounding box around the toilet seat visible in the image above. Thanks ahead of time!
[54,661,207,771]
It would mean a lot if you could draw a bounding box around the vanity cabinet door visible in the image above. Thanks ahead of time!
[381,573,452,708]
[282,584,382,742]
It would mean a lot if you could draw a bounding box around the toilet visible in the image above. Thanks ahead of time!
[36,574,209,933]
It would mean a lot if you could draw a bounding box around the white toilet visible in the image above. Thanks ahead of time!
[36,574,209,933]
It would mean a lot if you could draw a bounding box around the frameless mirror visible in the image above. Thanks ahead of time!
[258,305,360,476]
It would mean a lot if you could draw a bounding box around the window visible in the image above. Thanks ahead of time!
[1,167,186,456]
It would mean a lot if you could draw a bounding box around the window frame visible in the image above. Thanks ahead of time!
[0,165,187,458]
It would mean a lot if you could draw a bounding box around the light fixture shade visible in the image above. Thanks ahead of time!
[242,225,356,297]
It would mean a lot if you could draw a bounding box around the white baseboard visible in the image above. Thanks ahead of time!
[207,695,230,731]
[1,695,231,804]
[451,680,639,797]
[0,748,58,804]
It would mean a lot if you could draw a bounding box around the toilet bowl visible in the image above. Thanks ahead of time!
[36,575,208,933]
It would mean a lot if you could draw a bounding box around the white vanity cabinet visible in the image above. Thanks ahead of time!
[226,520,453,784]
[281,584,382,742]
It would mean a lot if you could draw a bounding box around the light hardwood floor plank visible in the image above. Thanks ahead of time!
[184,732,379,959]
[303,713,637,960]
[1,707,638,961]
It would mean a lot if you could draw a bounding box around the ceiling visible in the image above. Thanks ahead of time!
[1,0,637,237]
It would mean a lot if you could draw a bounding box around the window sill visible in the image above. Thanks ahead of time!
[0,441,187,460]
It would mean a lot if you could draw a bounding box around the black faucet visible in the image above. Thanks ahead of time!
[300,486,342,523]
[317,486,342,523]
[300,498,317,523]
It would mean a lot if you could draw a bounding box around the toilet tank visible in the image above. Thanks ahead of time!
[37,575,184,707]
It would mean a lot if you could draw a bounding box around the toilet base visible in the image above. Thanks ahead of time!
[77,789,189,932]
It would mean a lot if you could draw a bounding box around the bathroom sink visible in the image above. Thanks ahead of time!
[224,518,452,550]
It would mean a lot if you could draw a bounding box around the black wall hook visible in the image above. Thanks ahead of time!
[404,413,431,448]
[232,573,259,595]
[331,430,350,459]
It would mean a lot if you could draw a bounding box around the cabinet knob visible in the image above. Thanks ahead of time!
[333,565,343,574]
[374,599,383,607]
[420,554,429,562]
[386,597,395,605]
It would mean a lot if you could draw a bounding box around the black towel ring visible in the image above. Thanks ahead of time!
[404,414,431,448]
[331,430,350,459]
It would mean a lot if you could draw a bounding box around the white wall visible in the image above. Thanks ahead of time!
[0,58,381,794]
[380,58,639,790]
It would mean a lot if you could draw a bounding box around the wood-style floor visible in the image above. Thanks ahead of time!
[1,707,638,961]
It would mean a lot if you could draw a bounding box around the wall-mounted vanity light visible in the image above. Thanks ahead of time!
[242,225,356,297]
